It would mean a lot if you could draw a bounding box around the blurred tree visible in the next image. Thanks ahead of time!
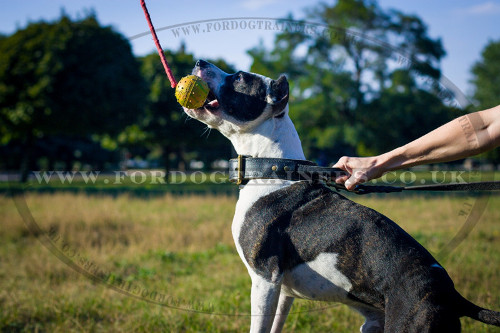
[471,39,500,110]
[359,70,463,155]
[0,14,146,180]
[471,39,500,163]
[248,0,452,163]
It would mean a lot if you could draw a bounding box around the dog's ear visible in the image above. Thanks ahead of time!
[268,74,289,116]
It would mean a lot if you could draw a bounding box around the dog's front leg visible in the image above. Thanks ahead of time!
[250,276,282,333]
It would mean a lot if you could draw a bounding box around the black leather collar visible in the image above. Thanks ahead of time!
[228,155,347,185]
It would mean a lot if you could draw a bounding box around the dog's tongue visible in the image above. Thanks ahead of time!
[207,99,219,108]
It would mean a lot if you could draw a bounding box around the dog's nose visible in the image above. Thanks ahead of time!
[196,59,209,68]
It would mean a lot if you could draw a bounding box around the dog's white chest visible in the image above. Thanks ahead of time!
[281,253,353,301]
[232,182,354,303]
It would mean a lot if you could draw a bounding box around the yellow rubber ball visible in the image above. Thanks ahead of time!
[175,75,209,109]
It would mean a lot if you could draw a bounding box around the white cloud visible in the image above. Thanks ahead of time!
[455,1,500,16]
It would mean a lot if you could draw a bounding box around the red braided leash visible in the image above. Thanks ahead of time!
[140,0,177,88]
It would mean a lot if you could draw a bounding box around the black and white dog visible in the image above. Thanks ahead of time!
[183,60,500,332]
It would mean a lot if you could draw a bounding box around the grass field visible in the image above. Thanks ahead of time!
[0,191,499,332]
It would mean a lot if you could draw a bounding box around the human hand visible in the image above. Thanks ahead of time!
[332,156,385,191]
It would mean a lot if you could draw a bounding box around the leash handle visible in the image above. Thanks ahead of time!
[402,181,500,192]
[140,0,177,88]
[330,181,500,195]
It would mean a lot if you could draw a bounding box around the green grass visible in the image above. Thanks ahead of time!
[0,192,499,332]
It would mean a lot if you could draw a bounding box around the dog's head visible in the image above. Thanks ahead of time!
[183,60,289,137]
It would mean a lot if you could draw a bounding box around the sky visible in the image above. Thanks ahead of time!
[1,0,499,105]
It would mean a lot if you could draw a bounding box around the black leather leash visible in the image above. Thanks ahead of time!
[228,155,500,195]
[328,181,500,195]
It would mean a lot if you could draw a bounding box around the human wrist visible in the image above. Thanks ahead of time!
[375,147,407,175]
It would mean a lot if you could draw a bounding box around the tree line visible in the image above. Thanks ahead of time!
[1,1,498,182]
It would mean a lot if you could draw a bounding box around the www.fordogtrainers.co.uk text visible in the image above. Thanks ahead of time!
[28,170,476,186]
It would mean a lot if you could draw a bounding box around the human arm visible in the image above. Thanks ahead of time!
[333,105,500,190]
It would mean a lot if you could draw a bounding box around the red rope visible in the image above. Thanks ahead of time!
[140,0,177,88]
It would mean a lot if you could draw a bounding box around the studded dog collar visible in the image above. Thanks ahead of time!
[228,155,347,185]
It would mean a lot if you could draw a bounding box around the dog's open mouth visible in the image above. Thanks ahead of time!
[203,90,219,111]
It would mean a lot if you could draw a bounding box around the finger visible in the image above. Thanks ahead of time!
[345,171,370,190]
[344,177,358,191]
[334,174,349,184]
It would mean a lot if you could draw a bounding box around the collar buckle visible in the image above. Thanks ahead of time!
[236,154,244,185]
